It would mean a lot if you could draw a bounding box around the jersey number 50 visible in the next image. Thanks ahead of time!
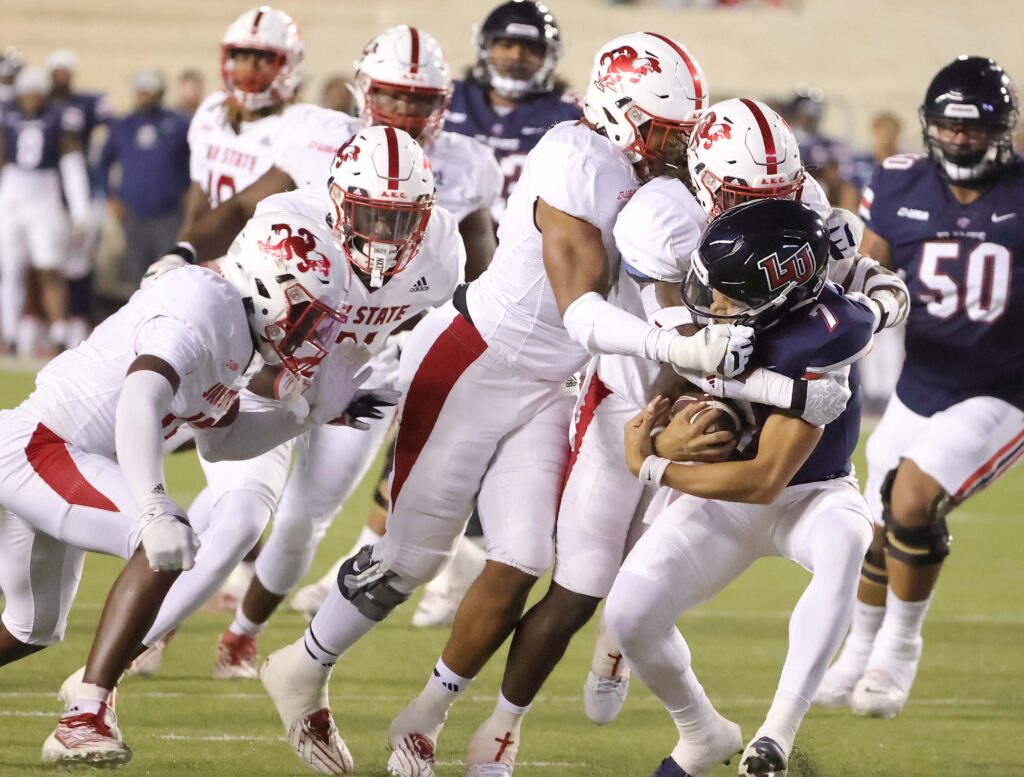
[918,241,1011,323]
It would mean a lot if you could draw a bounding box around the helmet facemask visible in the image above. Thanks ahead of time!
[329,183,433,289]
[921,111,1017,186]
[358,77,451,144]
[260,282,346,376]
[627,109,698,182]
[480,34,559,100]
[695,165,805,218]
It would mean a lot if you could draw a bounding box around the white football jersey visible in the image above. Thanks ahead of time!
[21,266,259,457]
[425,131,503,223]
[188,92,354,207]
[466,121,640,382]
[254,187,465,353]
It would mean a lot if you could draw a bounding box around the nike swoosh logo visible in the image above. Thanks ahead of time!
[992,212,1016,222]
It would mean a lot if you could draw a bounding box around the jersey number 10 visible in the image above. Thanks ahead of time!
[918,241,1011,323]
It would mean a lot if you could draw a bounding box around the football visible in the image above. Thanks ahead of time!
[670,391,743,436]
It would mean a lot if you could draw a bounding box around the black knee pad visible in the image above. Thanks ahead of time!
[336,545,409,621]
[882,467,952,567]
[860,546,888,589]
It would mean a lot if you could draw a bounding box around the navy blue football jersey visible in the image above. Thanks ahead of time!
[750,283,876,486]
[1,101,66,170]
[53,90,112,145]
[444,80,582,220]
[862,154,1024,416]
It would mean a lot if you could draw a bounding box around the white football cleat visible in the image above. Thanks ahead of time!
[411,537,486,629]
[812,663,861,708]
[206,561,255,612]
[387,697,448,777]
[291,560,343,619]
[583,669,630,725]
[41,705,132,768]
[465,764,514,776]
[57,666,122,742]
[738,736,788,777]
[465,715,519,776]
[851,668,909,719]
[212,630,260,680]
[670,712,743,776]
[260,641,353,774]
[410,589,460,629]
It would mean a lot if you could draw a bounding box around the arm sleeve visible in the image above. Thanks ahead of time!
[562,291,676,362]
[115,369,175,510]
[194,405,309,462]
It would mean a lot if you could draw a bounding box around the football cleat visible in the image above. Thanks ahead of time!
[466,764,514,776]
[124,629,176,678]
[650,756,696,777]
[290,580,332,619]
[212,630,260,680]
[57,667,122,743]
[670,712,743,776]
[738,737,787,777]
[260,641,353,774]
[812,663,861,708]
[387,697,448,777]
[411,536,486,629]
[41,705,132,768]
[850,668,909,719]
[410,588,460,629]
[583,670,630,725]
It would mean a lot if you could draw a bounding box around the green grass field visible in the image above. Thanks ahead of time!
[1,367,1022,777]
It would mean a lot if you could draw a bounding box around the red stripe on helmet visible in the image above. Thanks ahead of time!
[644,32,705,107]
[740,97,778,175]
[384,125,400,190]
[251,9,264,33]
[409,27,420,75]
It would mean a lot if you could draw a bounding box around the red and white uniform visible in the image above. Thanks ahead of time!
[373,121,639,587]
[143,189,465,641]
[0,267,257,645]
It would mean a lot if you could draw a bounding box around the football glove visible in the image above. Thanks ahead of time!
[669,324,754,377]
[138,487,200,571]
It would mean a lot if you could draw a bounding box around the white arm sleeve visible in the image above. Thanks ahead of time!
[562,291,677,362]
[59,150,91,225]
[194,407,310,463]
[116,370,175,509]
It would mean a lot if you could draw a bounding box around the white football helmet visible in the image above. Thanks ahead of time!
[327,125,435,288]
[354,26,453,145]
[221,211,346,375]
[687,98,805,218]
[220,6,304,112]
[582,32,708,176]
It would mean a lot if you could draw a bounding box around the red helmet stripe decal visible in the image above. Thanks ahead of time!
[644,32,704,107]
[409,27,420,75]
[251,9,265,33]
[385,125,400,190]
[740,98,778,175]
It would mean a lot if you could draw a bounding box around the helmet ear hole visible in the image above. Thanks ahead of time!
[254,278,271,299]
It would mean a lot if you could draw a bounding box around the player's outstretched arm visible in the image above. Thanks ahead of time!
[538,198,753,376]
[180,167,295,262]
[117,356,199,572]
[624,397,822,505]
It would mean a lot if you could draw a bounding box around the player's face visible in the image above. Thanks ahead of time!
[643,121,691,178]
[487,37,546,82]
[16,91,45,115]
[928,118,998,158]
[50,67,72,91]
[709,290,747,321]
[368,85,443,121]
[227,48,281,95]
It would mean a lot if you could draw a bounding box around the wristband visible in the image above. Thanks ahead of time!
[165,242,198,265]
[638,455,673,487]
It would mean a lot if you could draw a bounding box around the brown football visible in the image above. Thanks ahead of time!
[670,392,742,436]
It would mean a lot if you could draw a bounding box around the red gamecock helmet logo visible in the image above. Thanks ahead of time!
[695,111,732,150]
[757,242,817,291]
[336,140,360,165]
[595,45,662,92]
[258,224,332,283]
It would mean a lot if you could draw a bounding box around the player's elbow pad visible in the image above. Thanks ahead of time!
[562,291,675,362]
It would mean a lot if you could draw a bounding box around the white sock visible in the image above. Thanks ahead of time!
[590,616,628,680]
[756,688,810,755]
[302,585,376,668]
[415,658,474,723]
[229,605,265,637]
[870,589,933,687]
[68,683,110,717]
[830,600,886,679]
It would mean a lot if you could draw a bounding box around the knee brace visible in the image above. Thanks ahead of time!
[336,545,410,622]
[860,546,888,589]
[881,468,952,567]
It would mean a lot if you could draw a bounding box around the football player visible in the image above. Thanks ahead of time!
[815,56,1024,719]
[445,0,582,225]
[460,98,907,774]
[0,210,375,768]
[127,127,464,697]
[0,66,90,355]
[606,198,877,777]
[257,32,754,777]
